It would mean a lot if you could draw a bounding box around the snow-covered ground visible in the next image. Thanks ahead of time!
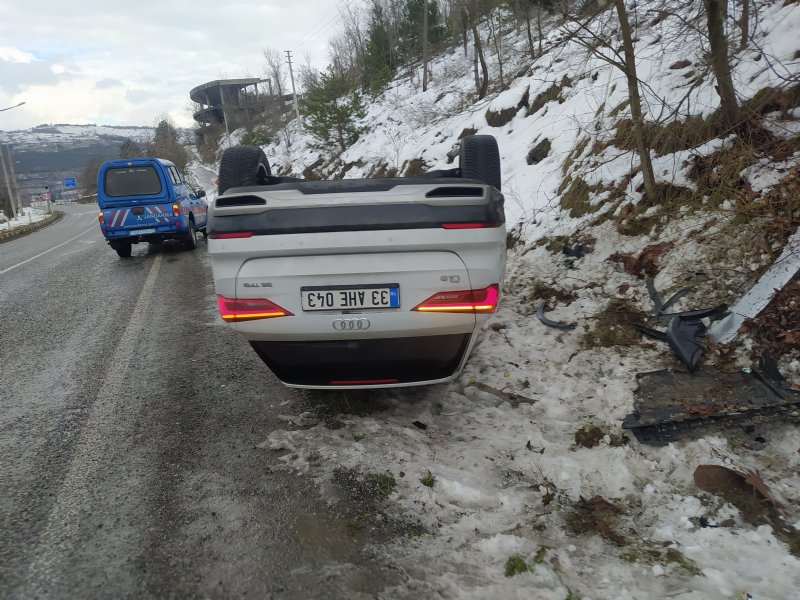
[191,1,800,597]
[0,206,50,232]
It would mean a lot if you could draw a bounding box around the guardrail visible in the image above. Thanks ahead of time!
[0,211,63,243]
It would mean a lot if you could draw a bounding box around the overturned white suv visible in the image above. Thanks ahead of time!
[207,135,506,389]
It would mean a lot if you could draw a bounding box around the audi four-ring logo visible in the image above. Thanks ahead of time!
[332,318,371,331]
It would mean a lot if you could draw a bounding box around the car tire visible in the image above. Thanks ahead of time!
[459,135,501,191]
[114,242,132,258]
[183,218,197,250]
[218,145,272,194]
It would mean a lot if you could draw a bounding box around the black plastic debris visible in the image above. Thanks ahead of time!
[646,277,693,317]
[563,243,587,259]
[536,301,577,330]
[641,277,728,369]
[698,517,719,528]
[412,420,428,430]
[666,317,706,369]
[632,323,667,342]
[648,304,729,324]
[622,365,800,444]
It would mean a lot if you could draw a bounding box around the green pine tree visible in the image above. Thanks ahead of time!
[305,72,367,152]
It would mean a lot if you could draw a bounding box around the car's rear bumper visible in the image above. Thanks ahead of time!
[250,333,473,388]
[103,227,187,244]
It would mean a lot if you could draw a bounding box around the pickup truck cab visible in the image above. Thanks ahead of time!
[97,157,208,258]
[207,136,506,389]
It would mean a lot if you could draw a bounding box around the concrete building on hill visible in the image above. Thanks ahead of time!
[190,78,271,141]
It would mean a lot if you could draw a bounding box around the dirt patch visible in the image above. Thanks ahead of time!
[403,158,428,177]
[486,106,519,128]
[302,157,324,180]
[527,138,551,165]
[582,298,648,349]
[694,464,800,557]
[608,242,674,278]
[330,468,428,540]
[559,177,604,218]
[744,274,800,362]
[527,75,573,116]
[564,495,627,546]
[574,423,627,448]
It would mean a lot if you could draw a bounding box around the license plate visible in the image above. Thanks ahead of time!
[130,228,155,235]
[301,284,400,311]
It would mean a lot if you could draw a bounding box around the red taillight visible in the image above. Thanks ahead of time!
[98,212,105,225]
[412,284,500,313]
[172,203,180,216]
[441,222,498,229]
[216,295,293,322]
[208,232,254,239]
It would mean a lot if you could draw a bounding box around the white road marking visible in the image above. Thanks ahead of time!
[0,224,97,275]
[24,254,163,592]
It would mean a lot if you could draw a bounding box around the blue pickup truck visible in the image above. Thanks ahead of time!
[97,157,208,258]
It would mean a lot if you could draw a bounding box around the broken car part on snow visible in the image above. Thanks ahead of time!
[622,362,800,444]
[708,227,800,344]
[531,234,799,444]
[623,231,800,444]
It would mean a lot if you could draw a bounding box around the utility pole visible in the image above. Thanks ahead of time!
[6,145,23,217]
[422,0,429,92]
[1,144,19,227]
[0,101,26,227]
[285,50,302,131]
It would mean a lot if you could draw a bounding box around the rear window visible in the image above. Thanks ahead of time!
[104,166,163,197]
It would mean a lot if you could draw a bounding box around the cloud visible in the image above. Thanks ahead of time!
[0,0,335,129]
[0,60,64,95]
[96,78,122,90]
[124,89,150,105]
[0,46,37,63]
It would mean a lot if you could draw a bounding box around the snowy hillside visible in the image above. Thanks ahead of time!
[1,123,157,150]
[197,2,800,598]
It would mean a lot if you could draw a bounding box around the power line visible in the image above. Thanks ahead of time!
[293,1,346,52]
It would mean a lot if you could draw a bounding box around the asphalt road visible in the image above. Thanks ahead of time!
[0,205,398,598]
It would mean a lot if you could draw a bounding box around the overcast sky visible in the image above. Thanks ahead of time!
[0,0,344,131]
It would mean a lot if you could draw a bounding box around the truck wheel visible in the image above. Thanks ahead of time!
[459,135,501,191]
[183,218,197,250]
[114,242,132,258]
[218,146,272,194]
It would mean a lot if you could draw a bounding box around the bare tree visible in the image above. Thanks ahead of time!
[614,0,657,203]
[703,0,741,132]
[459,1,489,99]
[263,47,287,97]
[486,9,505,88]
[505,0,551,59]
[326,0,369,86]
[737,0,750,50]
[561,2,658,203]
